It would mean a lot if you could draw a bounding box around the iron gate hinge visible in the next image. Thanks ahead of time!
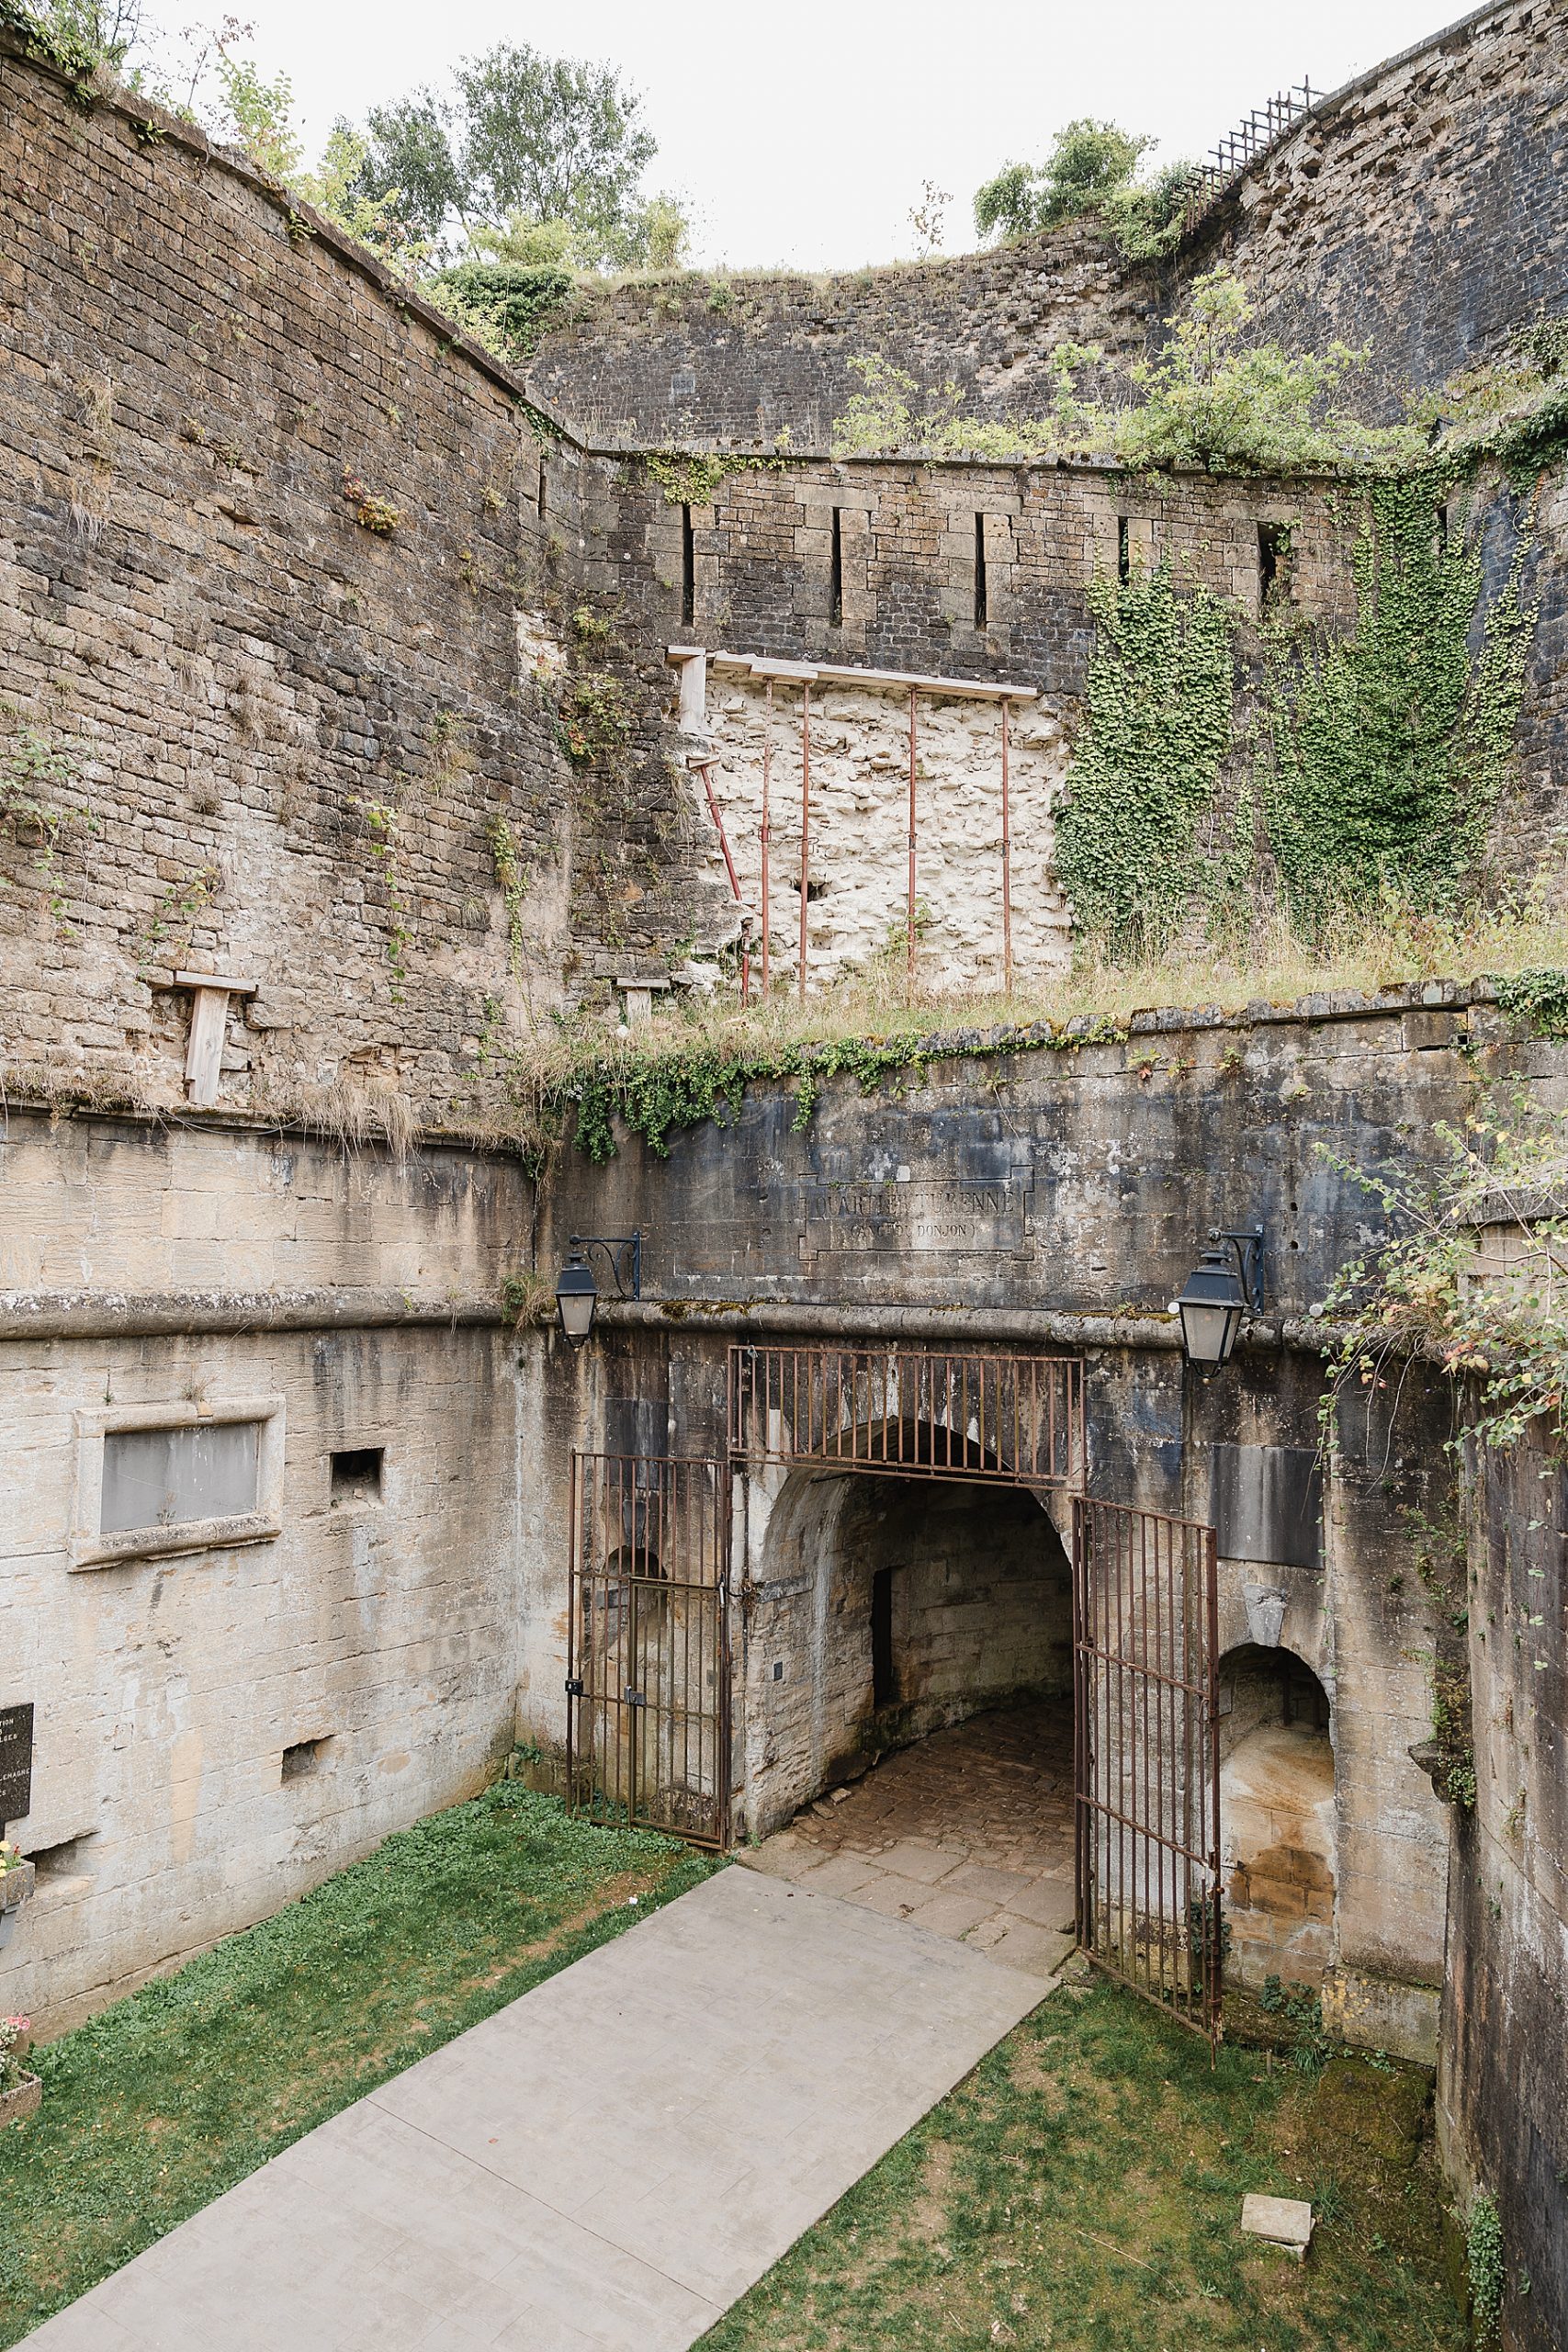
[564,1676,584,1697]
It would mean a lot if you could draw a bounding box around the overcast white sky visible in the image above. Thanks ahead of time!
[236,0,1456,270]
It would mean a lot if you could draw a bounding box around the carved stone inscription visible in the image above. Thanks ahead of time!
[802,1174,1028,1256]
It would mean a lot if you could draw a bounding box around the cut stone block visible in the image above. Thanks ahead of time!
[1240,2192,1314,2260]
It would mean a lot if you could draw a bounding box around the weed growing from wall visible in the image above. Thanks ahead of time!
[1262,475,1536,931]
[643,450,786,506]
[349,797,410,997]
[134,862,220,977]
[1315,1094,1568,1453]
[1051,564,1237,954]
[560,674,632,765]
[487,813,531,987]
[340,470,402,536]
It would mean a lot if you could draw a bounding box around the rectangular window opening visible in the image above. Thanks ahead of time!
[829,506,843,628]
[536,454,547,519]
[330,1446,384,1507]
[281,1736,333,1783]
[1258,521,1293,612]
[1435,501,1449,556]
[871,1566,897,1711]
[101,1420,261,1537]
[973,513,988,628]
[681,503,695,628]
[1117,514,1131,585]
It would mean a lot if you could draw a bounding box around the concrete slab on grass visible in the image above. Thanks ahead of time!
[23,1865,1047,2351]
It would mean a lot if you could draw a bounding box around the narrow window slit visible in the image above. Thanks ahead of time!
[681,503,695,628]
[1117,514,1131,585]
[829,506,843,628]
[973,513,987,628]
[1258,521,1293,612]
[536,455,547,519]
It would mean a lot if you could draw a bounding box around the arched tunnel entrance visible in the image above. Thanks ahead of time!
[568,1345,1224,2031]
[745,1461,1074,1829]
[740,1453,1078,1966]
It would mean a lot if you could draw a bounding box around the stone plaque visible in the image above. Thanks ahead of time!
[802,1173,1028,1257]
[0,1702,33,1826]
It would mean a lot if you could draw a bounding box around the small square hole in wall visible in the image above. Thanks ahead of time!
[281,1736,333,1782]
[330,1447,383,1507]
[25,1832,96,1881]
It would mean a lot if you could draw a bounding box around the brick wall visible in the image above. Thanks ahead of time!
[529,228,1151,451]
[530,2,1568,447]
[1186,0,1568,421]
[0,40,669,1114]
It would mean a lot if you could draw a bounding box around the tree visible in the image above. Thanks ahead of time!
[355,42,681,268]
[974,119,1199,260]
[975,119,1148,242]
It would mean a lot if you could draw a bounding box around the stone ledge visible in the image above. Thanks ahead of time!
[0,1290,506,1340]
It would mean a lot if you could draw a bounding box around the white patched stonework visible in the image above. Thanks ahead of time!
[696,672,1073,992]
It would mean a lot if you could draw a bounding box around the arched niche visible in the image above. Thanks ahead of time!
[1218,1643,1336,1988]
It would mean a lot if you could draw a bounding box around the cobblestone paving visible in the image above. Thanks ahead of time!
[739,1701,1077,1981]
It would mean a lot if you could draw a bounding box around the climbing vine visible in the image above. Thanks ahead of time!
[1051,564,1237,954]
[1261,472,1536,932]
[1467,2192,1505,2344]
[546,1014,1127,1165]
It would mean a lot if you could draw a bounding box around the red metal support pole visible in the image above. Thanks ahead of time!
[696,759,750,1002]
[760,679,773,998]
[907,684,918,987]
[1000,696,1013,993]
[798,682,811,1001]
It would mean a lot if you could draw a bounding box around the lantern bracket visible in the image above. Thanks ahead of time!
[570,1231,642,1301]
[1212,1227,1266,1316]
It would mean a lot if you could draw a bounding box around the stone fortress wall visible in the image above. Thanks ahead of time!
[529,0,1568,446]
[0,15,1565,2344]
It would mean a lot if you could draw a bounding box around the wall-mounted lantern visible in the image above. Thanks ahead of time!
[555,1231,642,1347]
[1172,1227,1266,1370]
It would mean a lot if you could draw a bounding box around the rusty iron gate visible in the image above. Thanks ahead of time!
[566,1452,731,1849]
[728,1343,1082,1488]
[1072,1495,1224,2044]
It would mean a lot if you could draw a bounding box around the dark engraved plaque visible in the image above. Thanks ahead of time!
[0,1702,34,1826]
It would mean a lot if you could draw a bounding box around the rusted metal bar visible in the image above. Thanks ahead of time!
[567,1452,729,1850]
[798,682,812,1001]
[907,683,919,986]
[695,759,749,1002]
[726,1343,1082,1488]
[1070,1494,1222,2046]
[999,696,1012,992]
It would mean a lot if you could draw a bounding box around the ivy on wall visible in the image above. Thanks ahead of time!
[1262,473,1536,932]
[1055,466,1539,955]
[1051,565,1237,955]
[548,1014,1127,1165]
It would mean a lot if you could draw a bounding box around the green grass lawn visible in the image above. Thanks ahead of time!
[700,1973,1465,2352]
[0,1786,717,2347]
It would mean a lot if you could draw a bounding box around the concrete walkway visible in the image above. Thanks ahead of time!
[25,1866,1049,2352]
